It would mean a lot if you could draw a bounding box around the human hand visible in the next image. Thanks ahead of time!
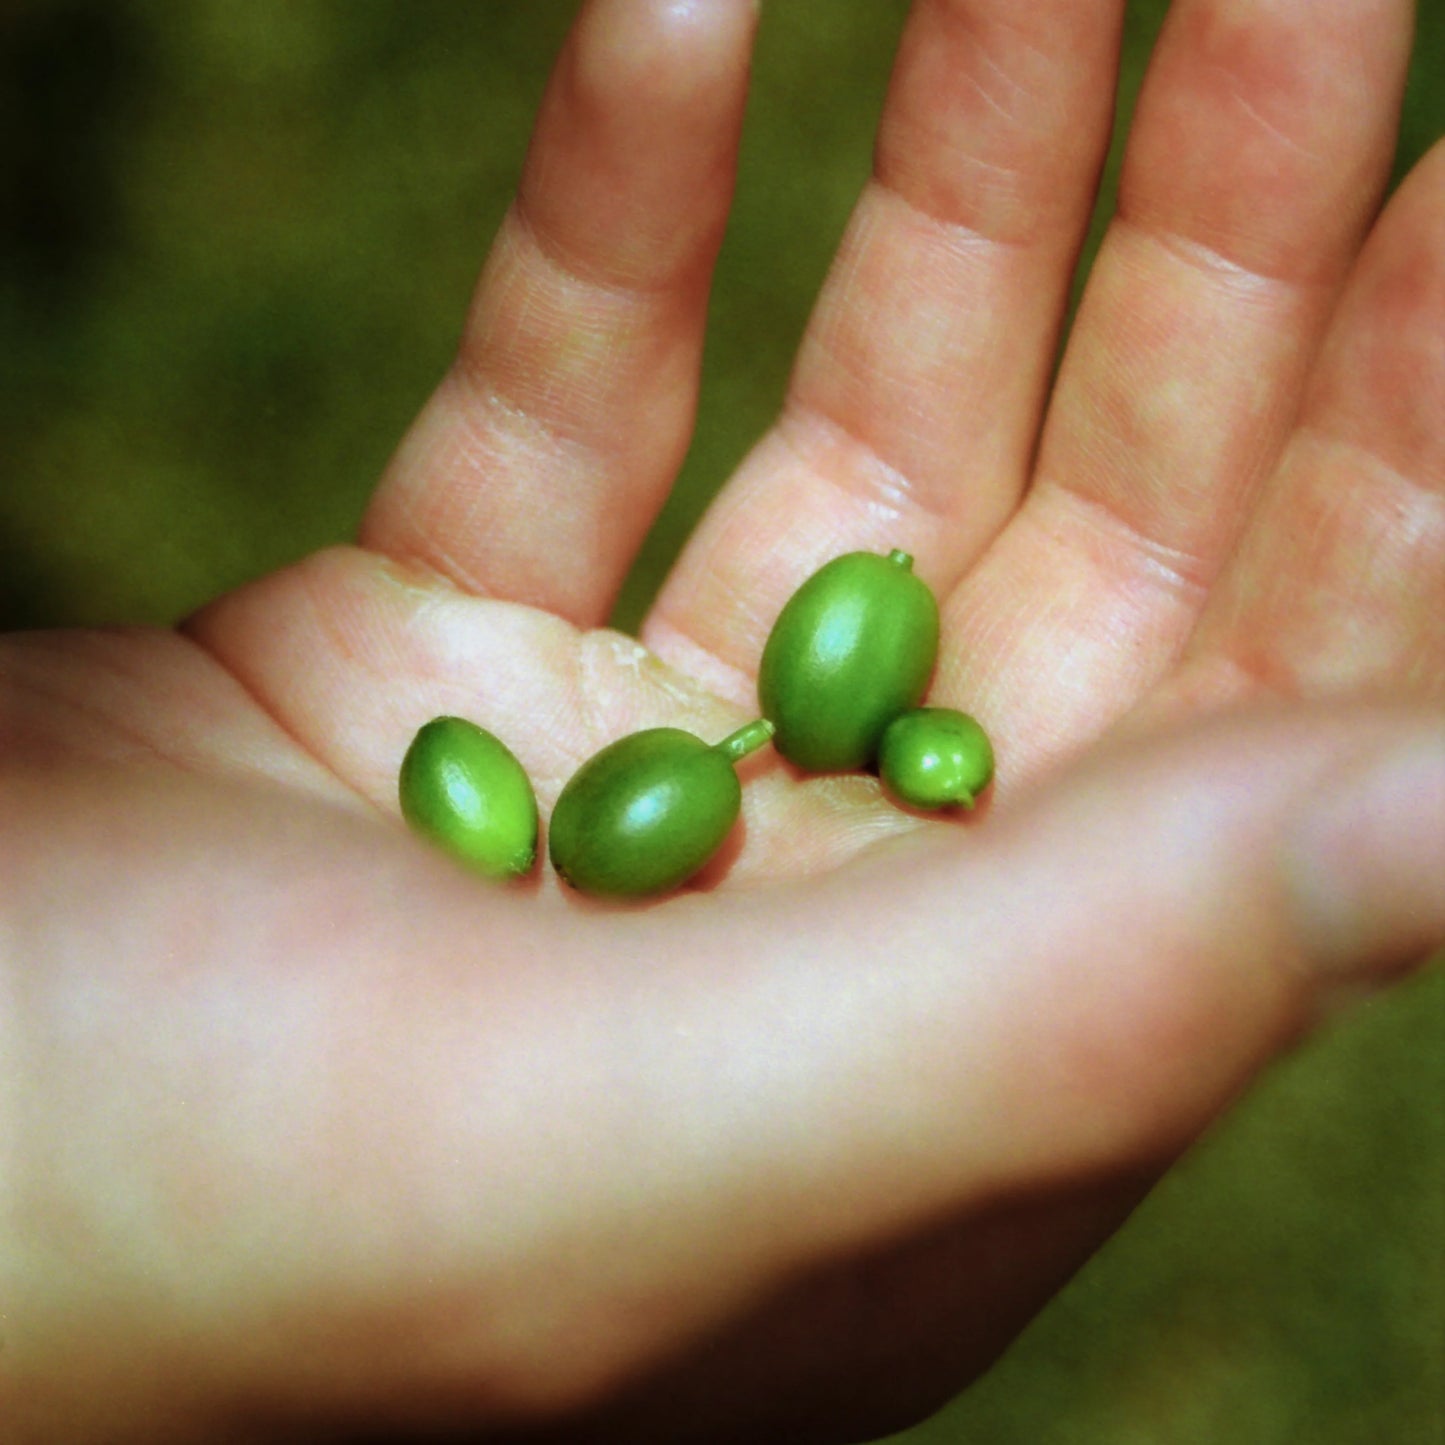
[3,1,1441,1441]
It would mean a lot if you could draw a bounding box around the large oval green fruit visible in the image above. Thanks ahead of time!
[549,721,773,898]
[399,716,538,879]
[758,549,940,772]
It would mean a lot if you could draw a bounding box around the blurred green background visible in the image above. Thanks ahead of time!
[2,2,1441,1441]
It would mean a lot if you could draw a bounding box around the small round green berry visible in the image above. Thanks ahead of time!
[878,707,994,811]
[399,716,538,879]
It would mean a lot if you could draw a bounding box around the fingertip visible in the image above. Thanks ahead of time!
[570,0,760,105]
[532,0,760,288]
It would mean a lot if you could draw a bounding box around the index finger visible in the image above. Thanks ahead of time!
[360,0,758,627]
[642,0,1126,700]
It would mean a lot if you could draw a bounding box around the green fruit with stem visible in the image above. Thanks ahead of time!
[878,707,994,810]
[549,720,774,898]
[399,716,538,879]
[758,549,940,772]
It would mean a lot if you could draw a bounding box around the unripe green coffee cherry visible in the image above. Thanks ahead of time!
[758,549,940,772]
[549,720,774,898]
[878,707,994,810]
[399,716,538,879]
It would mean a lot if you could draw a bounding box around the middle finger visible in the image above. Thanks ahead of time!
[644,0,1128,701]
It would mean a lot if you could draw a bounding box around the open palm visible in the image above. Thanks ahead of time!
[4,2,1441,1442]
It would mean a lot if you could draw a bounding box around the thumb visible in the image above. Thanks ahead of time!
[646,703,1444,1276]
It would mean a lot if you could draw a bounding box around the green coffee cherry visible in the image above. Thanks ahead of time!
[878,707,994,810]
[549,719,774,898]
[399,716,538,879]
[758,548,940,772]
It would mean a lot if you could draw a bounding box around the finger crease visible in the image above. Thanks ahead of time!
[1039,477,1215,603]
[871,168,1033,256]
[175,626,382,811]
[1294,424,1445,511]
[510,200,694,304]
[447,346,604,475]
[776,399,959,532]
[1114,211,1327,298]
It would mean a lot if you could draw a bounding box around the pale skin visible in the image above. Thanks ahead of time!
[2,0,1442,1440]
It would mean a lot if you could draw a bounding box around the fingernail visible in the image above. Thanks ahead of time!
[1286,727,1445,988]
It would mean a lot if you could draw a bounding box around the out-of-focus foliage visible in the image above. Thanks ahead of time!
[1,1,570,624]
[2,4,1441,1443]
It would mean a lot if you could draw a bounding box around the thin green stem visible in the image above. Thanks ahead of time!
[886,548,914,570]
[714,718,776,765]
